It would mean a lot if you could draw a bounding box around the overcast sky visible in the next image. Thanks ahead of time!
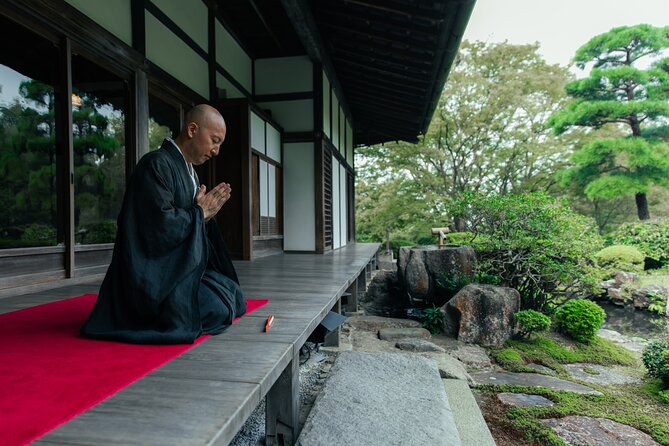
[462,0,668,69]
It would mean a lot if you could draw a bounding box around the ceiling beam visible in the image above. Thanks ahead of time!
[329,0,447,24]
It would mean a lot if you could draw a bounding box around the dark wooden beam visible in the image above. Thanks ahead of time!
[208,2,217,101]
[331,57,430,83]
[131,0,146,55]
[316,7,439,39]
[331,47,431,75]
[249,0,284,52]
[319,21,432,51]
[328,0,447,23]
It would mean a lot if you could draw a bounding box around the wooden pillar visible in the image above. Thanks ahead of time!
[346,281,358,313]
[56,36,74,278]
[357,271,366,295]
[266,348,300,446]
[323,299,341,347]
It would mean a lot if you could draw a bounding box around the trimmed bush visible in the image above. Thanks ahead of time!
[449,192,604,312]
[554,299,606,343]
[610,221,669,267]
[594,244,645,275]
[514,310,551,339]
[642,339,669,385]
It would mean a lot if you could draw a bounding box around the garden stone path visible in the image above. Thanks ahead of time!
[471,371,603,395]
[597,328,648,353]
[497,393,554,407]
[542,415,659,446]
[563,363,640,385]
[451,345,492,369]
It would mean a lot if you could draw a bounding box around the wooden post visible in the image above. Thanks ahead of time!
[266,348,300,446]
[346,281,358,313]
[357,271,366,295]
[323,298,341,347]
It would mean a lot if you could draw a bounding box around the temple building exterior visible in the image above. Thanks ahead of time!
[0,0,474,294]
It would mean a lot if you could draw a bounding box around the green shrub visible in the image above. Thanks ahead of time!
[442,231,476,245]
[594,245,645,275]
[642,339,669,385]
[514,310,551,338]
[20,223,56,244]
[554,299,606,343]
[609,221,669,267]
[421,305,444,335]
[449,192,604,312]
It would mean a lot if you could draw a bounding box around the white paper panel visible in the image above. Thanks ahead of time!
[346,119,354,167]
[251,112,266,153]
[332,156,341,249]
[266,124,281,163]
[340,164,348,246]
[331,94,339,148]
[216,22,252,93]
[259,159,268,217]
[268,164,276,218]
[339,107,345,156]
[283,143,315,251]
[323,72,330,139]
[65,0,131,45]
[256,99,313,133]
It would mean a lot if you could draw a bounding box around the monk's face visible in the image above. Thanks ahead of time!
[186,118,226,165]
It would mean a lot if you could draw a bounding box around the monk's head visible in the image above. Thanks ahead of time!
[177,104,226,165]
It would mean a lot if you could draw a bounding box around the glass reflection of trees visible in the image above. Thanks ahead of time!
[0,78,58,248]
[72,55,126,245]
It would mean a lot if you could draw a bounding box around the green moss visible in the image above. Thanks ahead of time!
[493,348,525,370]
[479,384,669,445]
[503,334,636,374]
[582,367,600,375]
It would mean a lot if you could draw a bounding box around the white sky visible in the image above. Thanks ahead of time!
[462,0,669,68]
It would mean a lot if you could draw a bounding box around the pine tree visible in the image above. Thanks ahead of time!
[549,25,669,220]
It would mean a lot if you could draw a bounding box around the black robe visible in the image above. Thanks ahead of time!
[81,139,246,344]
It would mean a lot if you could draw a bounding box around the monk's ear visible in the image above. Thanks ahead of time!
[186,122,199,138]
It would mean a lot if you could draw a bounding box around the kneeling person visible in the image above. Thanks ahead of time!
[81,104,246,344]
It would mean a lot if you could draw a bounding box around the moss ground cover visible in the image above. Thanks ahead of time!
[482,333,668,445]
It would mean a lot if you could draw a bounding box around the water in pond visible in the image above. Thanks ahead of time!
[598,301,669,340]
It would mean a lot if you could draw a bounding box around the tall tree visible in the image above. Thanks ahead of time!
[357,41,573,239]
[549,25,669,220]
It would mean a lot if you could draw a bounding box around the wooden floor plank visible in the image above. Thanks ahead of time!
[4,243,380,446]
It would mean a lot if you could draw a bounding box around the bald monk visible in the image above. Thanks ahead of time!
[81,104,246,344]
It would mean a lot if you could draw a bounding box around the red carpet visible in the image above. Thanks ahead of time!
[0,294,268,446]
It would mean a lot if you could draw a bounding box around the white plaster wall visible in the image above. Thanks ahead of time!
[259,159,268,217]
[346,119,354,167]
[339,107,345,156]
[151,0,207,50]
[256,99,313,133]
[217,73,244,99]
[146,13,208,98]
[215,22,252,93]
[255,56,313,95]
[65,0,132,45]
[331,94,339,149]
[283,143,315,251]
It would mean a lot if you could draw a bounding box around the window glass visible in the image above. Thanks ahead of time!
[148,93,179,151]
[72,55,126,244]
[0,17,58,248]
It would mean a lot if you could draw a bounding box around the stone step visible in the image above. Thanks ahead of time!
[443,379,496,446]
[297,351,462,446]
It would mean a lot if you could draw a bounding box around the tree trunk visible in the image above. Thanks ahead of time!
[635,192,650,220]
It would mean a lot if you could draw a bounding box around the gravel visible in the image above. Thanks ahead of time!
[229,343,336,446]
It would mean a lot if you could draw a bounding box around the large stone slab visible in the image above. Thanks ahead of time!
[378,327,431,342]
[297,352,461,446]
[471,371,602,395]
[451,345,492,369]
[345,315,421,332]
[563,363,640,385]
[443,284,520,348]
[419,353,474,385]
[542,416,659,446]
[396,339,446,353]
[497,393,555,407]
[443,379,496,446]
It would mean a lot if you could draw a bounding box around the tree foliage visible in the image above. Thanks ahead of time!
[550,25,669,221]
[357,41,573,241]
[449,192,604,312]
